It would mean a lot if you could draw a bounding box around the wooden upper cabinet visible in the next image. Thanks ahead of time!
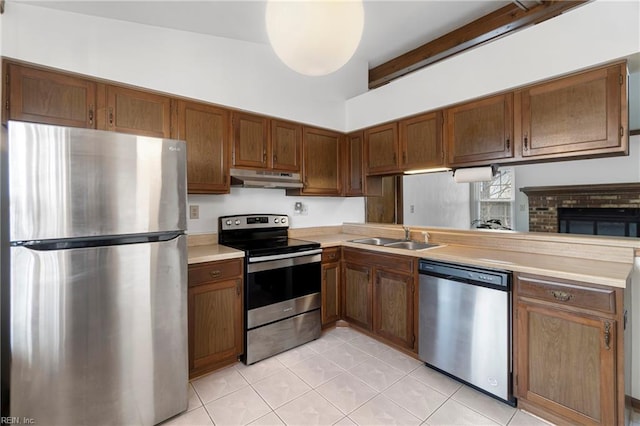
[290,126,342,196]
[365,122,399,175]
[399,111,444,170]
[232,112,269,169]
[271,119,301,171]
[103,85,171,138]
[345,131,364,196]
[446,93,514,166]
[4,62,97,128]
[174,100,230,194]
[519,64,626,159]
[232,113,301,172]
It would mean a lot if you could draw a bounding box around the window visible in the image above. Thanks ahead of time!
[472,167,514,230]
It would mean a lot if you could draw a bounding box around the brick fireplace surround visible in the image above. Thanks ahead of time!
[521,183,640,232]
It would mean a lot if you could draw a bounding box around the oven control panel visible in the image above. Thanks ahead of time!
[219,214,288,231]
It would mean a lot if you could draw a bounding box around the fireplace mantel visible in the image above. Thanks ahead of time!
[521,182,640,196]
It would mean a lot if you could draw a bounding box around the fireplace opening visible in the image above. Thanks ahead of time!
[558,208,640,237]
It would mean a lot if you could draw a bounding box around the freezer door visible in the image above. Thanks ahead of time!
[10,235,188,425]
[9,121,186,242]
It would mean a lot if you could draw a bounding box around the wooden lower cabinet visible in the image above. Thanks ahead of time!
[514,273,624,425]
[373,269,415,350]
[342,248,416,351]
[342,261,372,330]
[188,259,243,379]
[321,247,341,327]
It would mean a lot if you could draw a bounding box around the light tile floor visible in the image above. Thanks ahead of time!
[163,327,640,426]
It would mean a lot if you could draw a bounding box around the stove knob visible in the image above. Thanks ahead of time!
[281,217,287,224]
[274,218,279,223]
[235,219,240,225]
[225,220,232,226]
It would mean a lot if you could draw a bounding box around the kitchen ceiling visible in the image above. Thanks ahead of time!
[14,0,512,69]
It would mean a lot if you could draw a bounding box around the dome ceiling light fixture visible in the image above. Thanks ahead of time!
[265,0,365,76]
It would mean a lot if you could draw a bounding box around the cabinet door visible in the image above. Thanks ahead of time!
[373,269,415,350]
[365,122,399,174]
[5,63,97,128]
[521,64,625,158]
[342,262,372,330]
[516,302,616,425]
[105,85,171,137]
[232,112,269,169]
[300,127,342,195]
[446,93,513,166]
[189,277,243,378]
[345,131,364,196]
[322,262,341,326]
[271,119,301,172]
[175,100,229,194]
[400,111,444,170]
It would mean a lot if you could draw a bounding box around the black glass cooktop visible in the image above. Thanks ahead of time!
[224,237,320,258]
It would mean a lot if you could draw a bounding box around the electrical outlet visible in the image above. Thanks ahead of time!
[410,205,415,213]
[189,205,199,219]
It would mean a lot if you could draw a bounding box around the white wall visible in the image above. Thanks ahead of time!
[346,0,640,131]
[402,172,470,229]
[187,190,364,234]
[1,2,367,131]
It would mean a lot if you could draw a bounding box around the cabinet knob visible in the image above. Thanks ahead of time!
[523,133,529,151]
[88,105,94,126]
[506,138,510,150]
[109,107,114,127]
[209,270,222,279]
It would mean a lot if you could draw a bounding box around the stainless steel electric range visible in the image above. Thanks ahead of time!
[219,214,322,364]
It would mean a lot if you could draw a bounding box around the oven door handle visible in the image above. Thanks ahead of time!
[248,248,323,263]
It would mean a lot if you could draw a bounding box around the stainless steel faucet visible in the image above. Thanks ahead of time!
[403,226,410,241]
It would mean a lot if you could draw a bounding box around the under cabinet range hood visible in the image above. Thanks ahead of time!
[230,168,303,189]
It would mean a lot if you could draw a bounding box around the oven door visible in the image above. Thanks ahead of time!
[246,249,321,329]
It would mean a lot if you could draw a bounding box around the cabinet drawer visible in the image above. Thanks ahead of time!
[189,259,243,287]
[322,247,341,263]
[516,274,616,314]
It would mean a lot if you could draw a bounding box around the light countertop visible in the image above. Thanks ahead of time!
[187,230,632,288]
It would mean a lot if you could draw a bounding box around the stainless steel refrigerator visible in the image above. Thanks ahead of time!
[1,121,188,425]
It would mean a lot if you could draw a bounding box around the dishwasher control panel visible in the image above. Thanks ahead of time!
[419,259,510,288]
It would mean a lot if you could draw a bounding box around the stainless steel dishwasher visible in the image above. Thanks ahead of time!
[418,259,515,404]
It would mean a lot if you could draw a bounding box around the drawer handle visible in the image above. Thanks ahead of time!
[209,270,222,279]
[604,321,611,350]
[550,290,573,302]
[329,254,336,260]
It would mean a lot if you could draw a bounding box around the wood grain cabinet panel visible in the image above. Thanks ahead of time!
[342,262,372,330]
[446,93,513,166]
[519,64,626,159]
[188,259,243,379]
[4,62,97,128]
[373,269,414,350]
[104,85,171,138]
[174,100,230,194]
[232,112,269,169]
[514,273,623,426]
[365,122,399,174]
[342,248,416,351]
[271,119,301,171]
[289,126,342,196]
[322,248,341,327]
[399,111,444,170]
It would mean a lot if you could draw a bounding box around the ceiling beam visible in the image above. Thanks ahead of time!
[368,1,589,90]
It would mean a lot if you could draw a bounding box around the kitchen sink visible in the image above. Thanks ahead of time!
[384,241,440,250]
[350,237,439,251]
[349,237,404,246]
